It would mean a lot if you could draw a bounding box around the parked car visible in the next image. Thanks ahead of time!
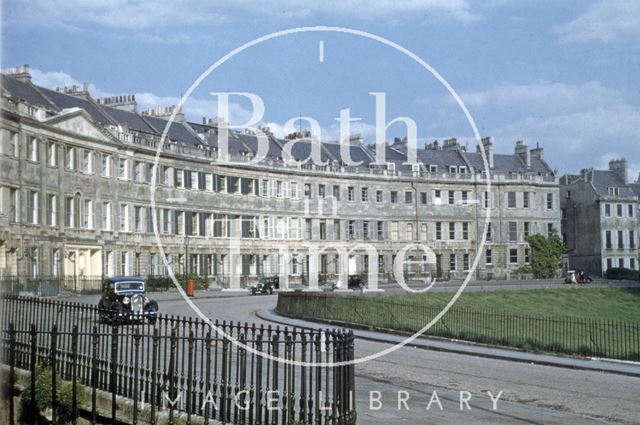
[332,275,365,290]
[565,270,593,284]
[98,277,159,324]
[249,276,280,295]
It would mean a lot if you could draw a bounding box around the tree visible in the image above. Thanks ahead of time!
[525,234,565,279]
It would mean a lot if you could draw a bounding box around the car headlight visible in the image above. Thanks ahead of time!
[123,296,130,305]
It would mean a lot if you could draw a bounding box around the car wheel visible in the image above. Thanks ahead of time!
[146,301,159,324]
[110,302,126,325]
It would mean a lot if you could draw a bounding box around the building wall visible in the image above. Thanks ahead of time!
[561,175,640,277]
[0,96,561,289]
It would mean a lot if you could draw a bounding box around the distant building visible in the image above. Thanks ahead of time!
[560,159,639,276]
[0,65,560,290]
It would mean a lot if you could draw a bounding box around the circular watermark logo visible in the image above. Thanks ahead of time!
[150,26,491,367]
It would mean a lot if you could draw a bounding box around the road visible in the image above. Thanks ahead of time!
[120,292,639,425]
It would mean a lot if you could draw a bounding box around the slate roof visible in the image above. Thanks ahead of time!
[1,72,558,177]
[142,114,203,147]
[101,104,157,134]
[280,138,335,163]
[1,74,57,110]
[590,170,635,197]
[321,142,373,166]
[37,86,117,126]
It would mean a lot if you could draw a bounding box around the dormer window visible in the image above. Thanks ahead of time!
[449,166,457,173]
[607,187,620,196]
[429,165,438,173]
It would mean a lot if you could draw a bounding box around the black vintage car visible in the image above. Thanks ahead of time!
[332,274,365,290]
[98,277,159,324]
[249,276,280,295]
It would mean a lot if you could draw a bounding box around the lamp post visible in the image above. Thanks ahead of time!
[184,236,190,281]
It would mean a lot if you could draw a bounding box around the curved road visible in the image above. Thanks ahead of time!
[149,293,640,425]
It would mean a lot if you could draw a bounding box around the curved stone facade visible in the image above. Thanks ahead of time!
[0,71,561,290]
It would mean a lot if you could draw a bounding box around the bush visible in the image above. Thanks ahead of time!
[146,275,210,291]
[175,274,210,290]
[146,275,174,291]
[606,267,640,281]
[526,234,565,279]
[57,379,87,420]
[21,365,53,413]
[21,365,86,424]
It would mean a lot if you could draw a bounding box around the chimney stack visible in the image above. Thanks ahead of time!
[609,158,628,183]
[476,136,494,169]
[1,64,31,82]
[442,138,459,151]
[56,83,91,99]
[96,94,137,112]
[530,142,544,161]
[141,105,185,123]
[514,140,531,168]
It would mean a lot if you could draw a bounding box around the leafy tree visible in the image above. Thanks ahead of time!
[525,234,565,279]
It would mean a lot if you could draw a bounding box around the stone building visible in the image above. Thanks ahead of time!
[560,159,640,277]
[0,66,560,290]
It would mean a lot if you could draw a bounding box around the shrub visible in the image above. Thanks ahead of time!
[145,275,210,291]
[21,365,53,412]
[21,365,87,424]
[525,234,565,279]
[57,379,87,420]
[146,275,173,291]
[175,274,209,290]
[606,267,640,281]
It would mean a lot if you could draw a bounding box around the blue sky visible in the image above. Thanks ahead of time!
[2,0,640,177]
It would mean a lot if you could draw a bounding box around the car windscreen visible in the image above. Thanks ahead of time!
[115,281,144,291]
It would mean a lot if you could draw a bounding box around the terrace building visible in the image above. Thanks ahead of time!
[0,66,560,290]
[560,159,640,276]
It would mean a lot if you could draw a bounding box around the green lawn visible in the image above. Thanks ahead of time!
[281,287,640,360]
[381,287,640,322]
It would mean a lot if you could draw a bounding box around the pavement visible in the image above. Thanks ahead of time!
[257,308,640,378]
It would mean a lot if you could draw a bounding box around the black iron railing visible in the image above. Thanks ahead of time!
[1,295,356,424]
[277,292,640,362]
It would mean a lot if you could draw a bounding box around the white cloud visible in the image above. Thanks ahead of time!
[5,0,480,32]
[441,80,640,177]
[5,0,228,30]
[459,81,626,115]
[491,103,640,178]
[30,68,253,124]
[238,0,480,22]
[30,68,112,99]
[553,0,640,43]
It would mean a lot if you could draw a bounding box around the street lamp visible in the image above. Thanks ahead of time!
[183,235,190,280]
